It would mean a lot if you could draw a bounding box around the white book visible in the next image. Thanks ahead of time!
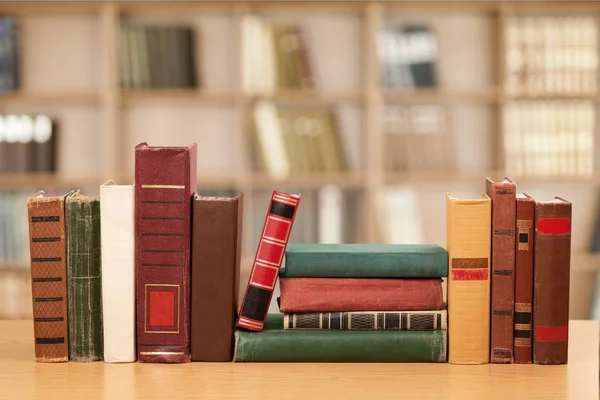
[100,181,136,363]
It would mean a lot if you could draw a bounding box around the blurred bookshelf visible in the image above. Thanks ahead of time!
[1,1,600,320]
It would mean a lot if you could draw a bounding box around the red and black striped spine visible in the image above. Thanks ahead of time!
[236,191,300,331]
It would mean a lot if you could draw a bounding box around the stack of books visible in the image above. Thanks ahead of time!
[233,243,449,362]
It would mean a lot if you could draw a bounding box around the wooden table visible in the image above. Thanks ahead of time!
[0,320,597,399]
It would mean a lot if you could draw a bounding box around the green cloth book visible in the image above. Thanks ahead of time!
[280,244,448,278]
[233,314,447,362]
[66,192,103,362]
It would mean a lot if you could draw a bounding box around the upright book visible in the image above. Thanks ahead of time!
[100,181,135,363]
[27,190,71,362]
[446,193,491,364]
[191,193,243,361]
[486,177,517,363]
[237,191,300,332]
[533,197,571,365]
[65,191,103,362]
[514,193,535,363]
[135,142,197,363]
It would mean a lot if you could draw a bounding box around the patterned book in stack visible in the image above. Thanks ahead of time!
[233,244,448,362]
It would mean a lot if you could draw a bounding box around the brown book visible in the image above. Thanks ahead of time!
[533,197,571,365]
[26,190,73,362]
[190,193,243,361]
[514,193,535,363]
[486,177,516,363]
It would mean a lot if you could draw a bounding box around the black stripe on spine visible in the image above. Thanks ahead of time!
[377,313,384,329]
[330,312,341,329]
[493,310,512,316]
[34,297,63,302]
[385,313,400,329]
[32,237,60,243]
[34,317,64,322]
[270,201,295,219]
[437,312,442,329]
[32,277,62,282]
[36,337,64,344]
[401,313,407,330]
[514,329,532,339]
[32,216,59,223]
[494,269,513,276]
[342,312,348,329]
[514,311,531,324]
[323,313,329,329]
[240,285,271,322]
[32,257,61,262]
[289,315,293,329]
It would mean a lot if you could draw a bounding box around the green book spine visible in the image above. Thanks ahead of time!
[66,192,103,362]
[280,244,448,278]
[233,314,447,362]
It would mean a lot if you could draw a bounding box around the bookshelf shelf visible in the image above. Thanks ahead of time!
[250,172,366,189]
[245,90,364,104]
[0,265,29,275]
[504,93,599,102]
[384,88,500,105]
[0,174,107,191]
[386,172,598,185]
[121,89,236,106]
[0,91,99,106]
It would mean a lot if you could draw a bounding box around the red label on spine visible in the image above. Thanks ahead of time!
[537,218,571,235]
[451,269,489,281]
[535,326,568,342]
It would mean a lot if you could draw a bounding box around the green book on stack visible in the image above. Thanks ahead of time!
[233,314,447,362]
[66,191,103,362]
[280,243,448,278]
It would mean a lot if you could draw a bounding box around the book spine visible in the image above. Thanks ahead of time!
[66,194,103,362]
[486,179,517,363]
[514,195,535,363]
[134,142,196,363]
[236,191,300,331]
[100,184,135,363]
[284,310,448,330]
[279,277,443,312]
[27,194,70,362]
[234,326,447,363]
[446,193,491,364]
[533,199,571,364]
[191,194,243,362]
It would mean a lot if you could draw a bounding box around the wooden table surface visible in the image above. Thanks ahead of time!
[0,320,597,400]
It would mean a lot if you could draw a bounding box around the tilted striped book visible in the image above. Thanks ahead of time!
[283,310,447,330]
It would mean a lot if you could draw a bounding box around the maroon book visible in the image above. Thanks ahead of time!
[486,177,516,363]
[533,197,571,365]
[134,142,197,363]
[514,193,535,363]
[279,278,444,312]
[236,191,300,332]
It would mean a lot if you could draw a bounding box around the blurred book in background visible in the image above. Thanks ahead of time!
[0,15,19,92]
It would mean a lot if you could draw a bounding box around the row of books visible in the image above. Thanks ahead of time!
[505,16,597,95]
[503,100,594,179]
[0,191,28,266]
[118,22,197,89]
[0,114,57,174]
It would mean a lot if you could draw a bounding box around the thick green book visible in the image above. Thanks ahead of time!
[233,314,447,362]
[66,192,103,362]
[280,244,448,278]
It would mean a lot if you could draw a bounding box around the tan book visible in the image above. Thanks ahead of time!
[446,193,491,364]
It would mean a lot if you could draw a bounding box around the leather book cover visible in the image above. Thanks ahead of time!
[446,193,491,364]
[533,197,571,365]
[27,190,71,362]
[190,193,243,362]
[284,310,447,330]
[65,191,103,362]
[236,190,300,332]
[514,193,535,363]
[486,177,516,363]
[279,277,443,312]
[100,181,135,362]
[135,142,197,363]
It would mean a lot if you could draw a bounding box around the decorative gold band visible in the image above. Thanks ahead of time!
[515,303,532,312]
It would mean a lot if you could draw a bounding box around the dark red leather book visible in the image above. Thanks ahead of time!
[236,191,300,332]
[514,193,535,363]
[486,177,516,363]
[533,197,571,365]
[279,278,444,312]
[134,142,197,363]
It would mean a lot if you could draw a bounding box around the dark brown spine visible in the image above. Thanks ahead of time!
[190,193,243,361]
[27,191,71,362]
[533,198,571,365]
[486,177,516,363]
[514,193,535,363]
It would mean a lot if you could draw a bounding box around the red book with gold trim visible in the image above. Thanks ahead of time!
[533,197,571,365]
[236,191,300,331]
[134,142,197,363]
